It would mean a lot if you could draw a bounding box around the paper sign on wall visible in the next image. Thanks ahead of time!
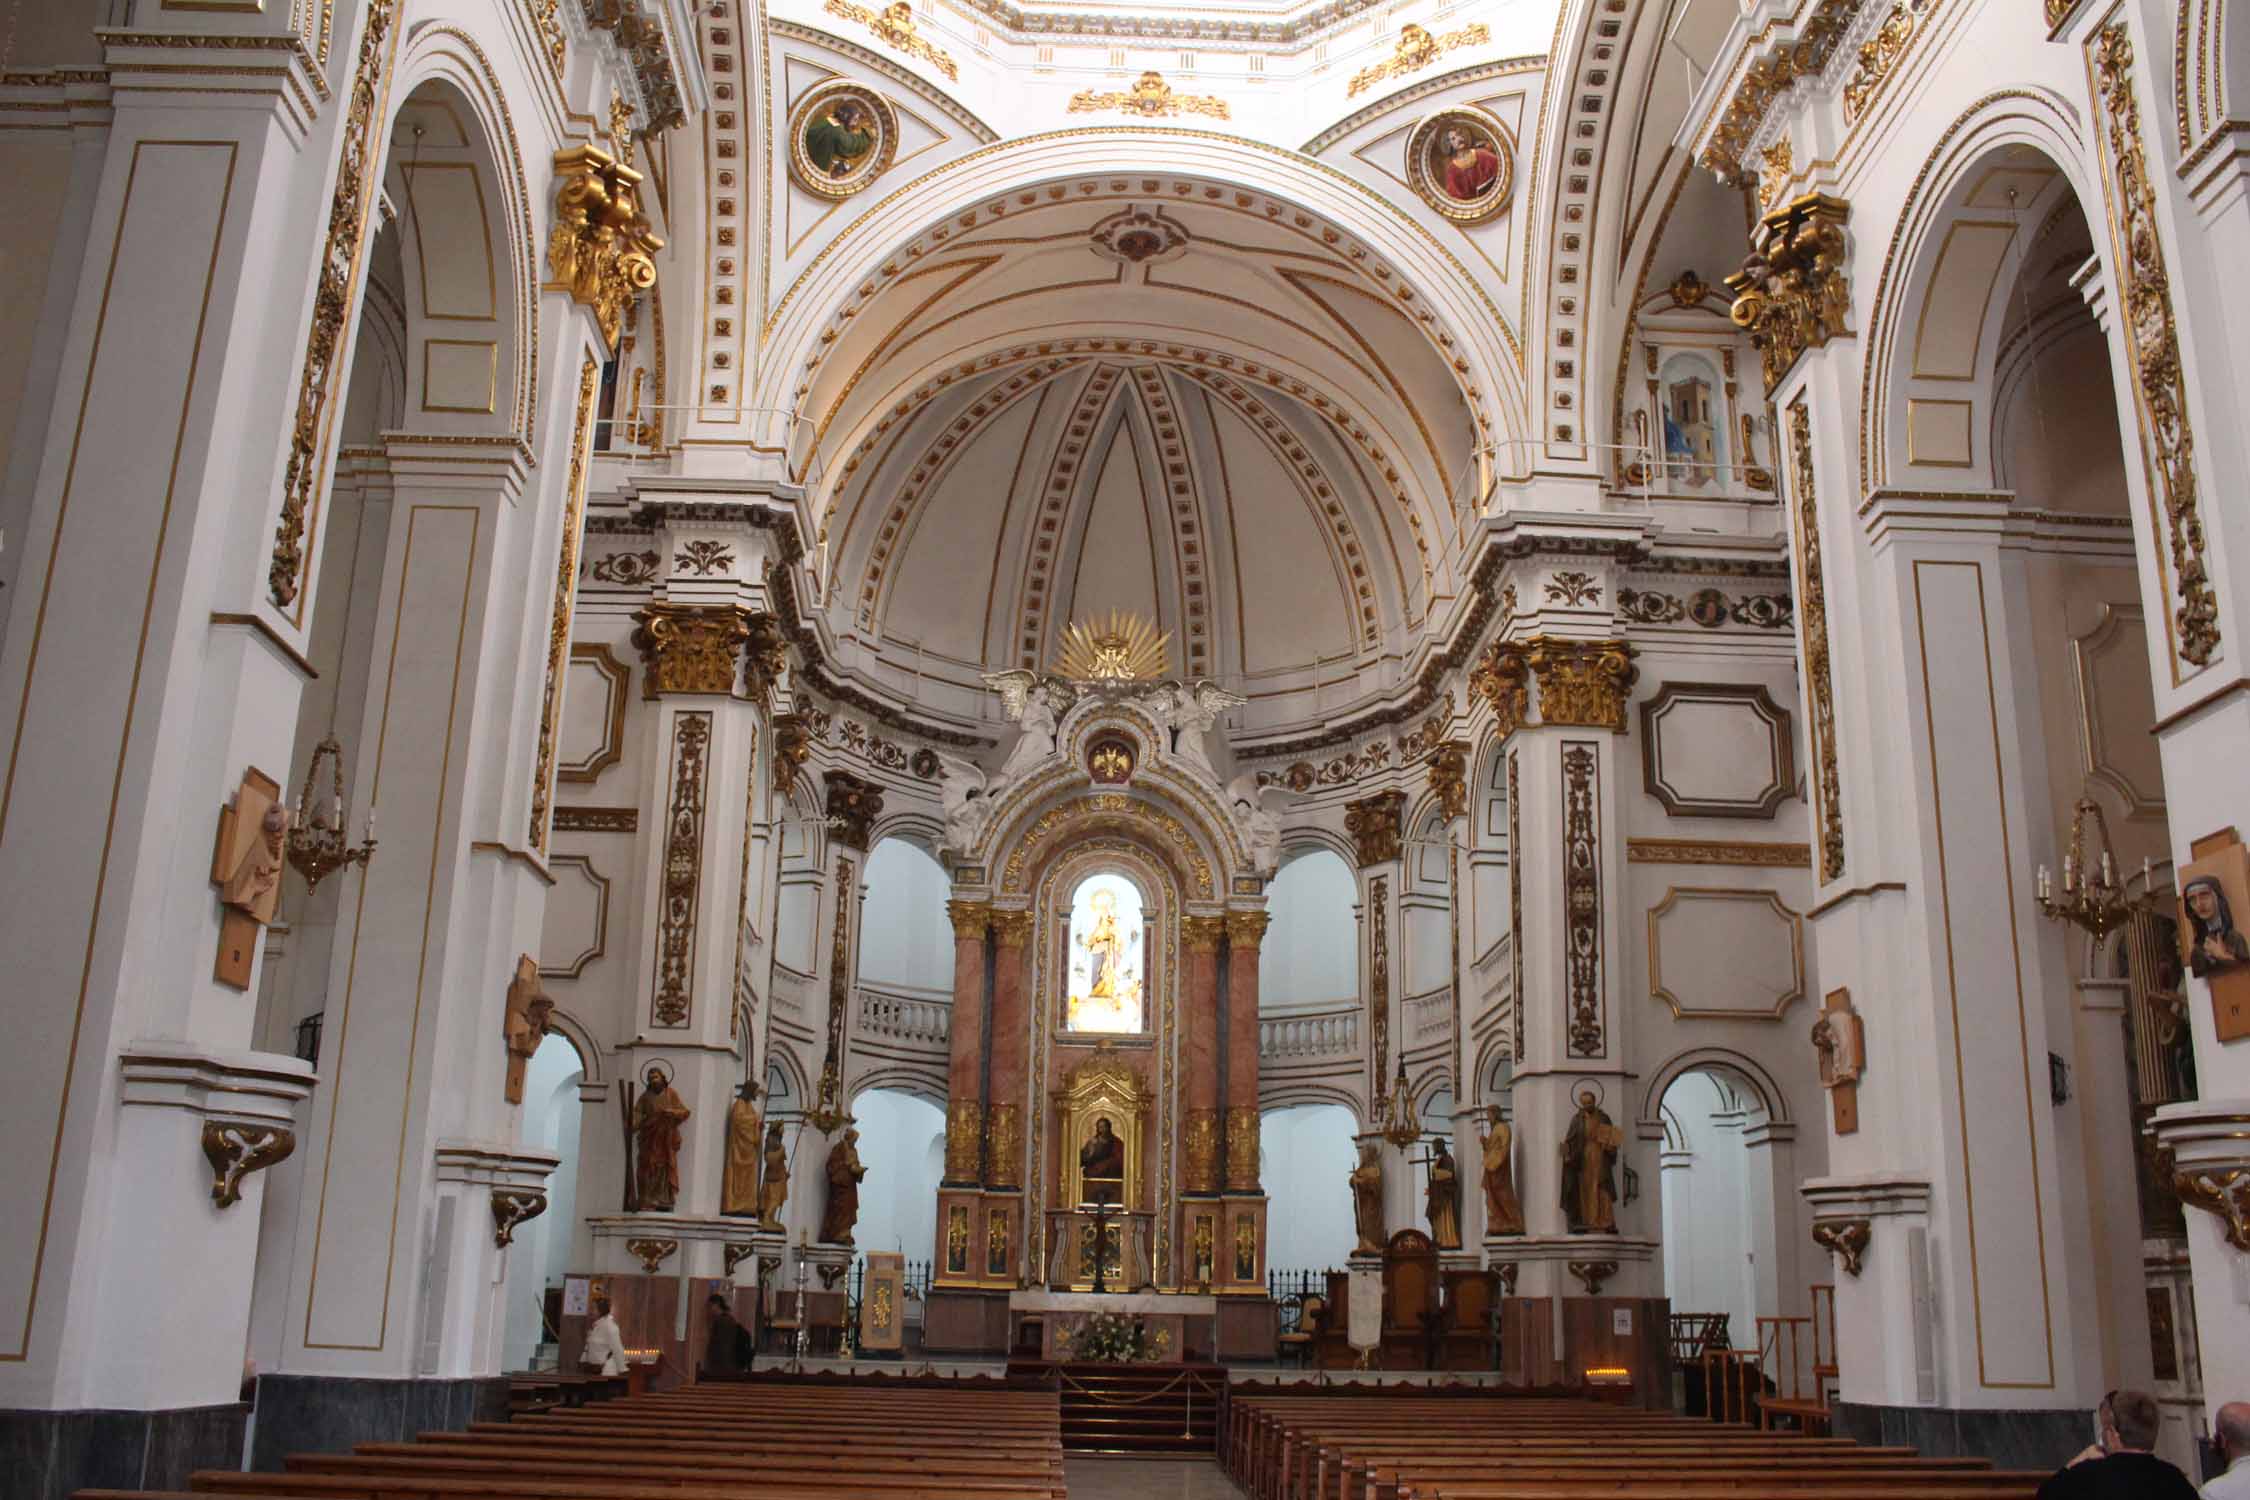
[1347,1268,1383,1350]
[562,1276,590,1317]
[1612,1307,1633,1336]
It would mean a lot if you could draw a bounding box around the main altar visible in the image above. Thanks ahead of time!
[924,628,1276,1326]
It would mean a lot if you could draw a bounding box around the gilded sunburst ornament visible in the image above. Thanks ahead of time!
[1057,610,1171,682]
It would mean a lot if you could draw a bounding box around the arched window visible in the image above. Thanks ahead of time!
[1065,871,1147,1034]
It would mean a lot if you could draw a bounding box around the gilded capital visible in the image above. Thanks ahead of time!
[824,768,885,850]
[743,611,792,701]
[548,144,663,351]
[990,907,1036,948]
[1427,740,1470,822]
[947,899,992,941]
[1724,192,1851,395]
[1344,789,1406,867]
[631,603,749,697]
[1468,639,1531,739]
[1526,637,1639,732]
[1181,914,1226,953]
[1223,910,1270,949]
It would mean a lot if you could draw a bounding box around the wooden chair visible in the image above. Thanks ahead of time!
[1276,1294,1325,1369]
[762,1291,803,1357]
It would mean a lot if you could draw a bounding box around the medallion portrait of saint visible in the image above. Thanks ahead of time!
[805,99,875,179]
[786,82,897,199]
[1066,873,1145,1033]
[1408,109,1515,224]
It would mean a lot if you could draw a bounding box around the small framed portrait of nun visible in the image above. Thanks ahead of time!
[2178,836,2250,1044]
[1405,107,1516,225]
[786,81,899,200]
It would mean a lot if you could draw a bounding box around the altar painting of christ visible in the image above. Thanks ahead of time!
[1066,873,1146,1033]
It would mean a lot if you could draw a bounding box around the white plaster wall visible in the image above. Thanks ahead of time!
[1261,851,1358,1009]
[1259,1103,1360,1275]
[846,1089,944,1261]
[859,840,955,991]
[1659,1073,1757,1348]
[502,1035,584,1371]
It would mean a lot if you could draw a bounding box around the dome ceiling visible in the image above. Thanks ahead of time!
[805,193,1483,732]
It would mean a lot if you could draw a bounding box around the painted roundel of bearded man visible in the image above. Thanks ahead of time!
[1441,125,1502,203]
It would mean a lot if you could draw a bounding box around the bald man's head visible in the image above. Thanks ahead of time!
[2218,1402,2250,1458]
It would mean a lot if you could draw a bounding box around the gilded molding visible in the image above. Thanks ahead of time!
[1183,1107,1221,1194]
[1562,743,1604,1059]
[202,1121,296,1209]
[547,144,663,352]
[1508,751,1523,1062]
[1348,22,1490,97]
[821,0,958,81]
[1224,1106,1260,1192]
[1067,70,1229,120]
[1841,0,1939,123]
[825,855,857,1078]
[999,792,1215,897]
[528,355,602,854]
[1698,0,1860,181]
[1224,910,1270,949]
[946,899,992,940]
[578,0,687,130]
[984,1103,1022,1189]
[1344,790,1407,868]
[1627,838,1814,867]
[1527,638,1639,732]
[1181,914,1226,953]
[2088,24,2221,668]
[651,712,712,1028]
[554,805,638,833]
[823,768,885,850]
[491,1187,548,1248]
[267,0,399,610]
[1470,639,1532,739]
[631,603,749,696]
[945,1101,983,1181]
[1428,740,1470,822]
[1726,194,1853,396]
[1812,1216,1871,1275]
[1787,400,1848,883]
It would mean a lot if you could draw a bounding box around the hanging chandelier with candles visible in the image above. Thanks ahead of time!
[287,733,378,891]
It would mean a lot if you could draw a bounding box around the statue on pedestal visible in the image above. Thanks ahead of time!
[1560,1088,1622,1234]
[1427,1141,1462,1249]
[983,671,1071,787]
[757,1121,790,1229]
[720,1081,761,1217]
[820,1126,866,1244]
[632,1063,691,1212]
[1480,1106,1525,1236]
[1350,1141,1385,1254]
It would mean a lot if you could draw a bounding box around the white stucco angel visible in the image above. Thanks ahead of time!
[1165,679,1245,780]
[1224,771,1286,876]
[934,752,993,859]
[983,670,1069,787]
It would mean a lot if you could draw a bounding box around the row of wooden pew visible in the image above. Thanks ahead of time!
[1222,1389,2052,1500]
[77,1376,1065,1500]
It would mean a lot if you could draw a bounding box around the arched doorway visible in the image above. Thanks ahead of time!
[503,1034,587,1371]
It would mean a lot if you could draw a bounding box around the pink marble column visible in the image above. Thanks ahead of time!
[1181,915,1225,1195]
[984,908,1035,1189]
[942,899,989,1186]
[1224,910,1269,1192]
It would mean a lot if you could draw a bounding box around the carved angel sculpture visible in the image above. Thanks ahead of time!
[1225,771,1285,876]
[984,670,1066,786]
[935,752,992,858]
[1167,679,1245,779]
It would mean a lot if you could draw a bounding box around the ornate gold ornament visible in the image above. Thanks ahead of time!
[1183,1108,1221,1194]
[2089,24,2221,667]
[1726,193,1852,396]
[868,1277,895,1332]
[1224,1106,1260,1192]
[1344,790,1407,867]
[2172,1165,2250,1251]
[821,0,958,80]
[1527,639,1639,731]
[547,144,663,352]
[1347,22,1490,96]
[1001,795,1213,896]
[492,1188,548,1248]
[1697,0,1856,183]
[1758,137,1794,211]
[632,604,749,696]
[1812,1217,1873,1276]
[1056,610,1171,682]
[202,1121,296,1209]
[1404,105,1515,225]
[1368,876,1392,1087]
[1181,914,1225,953]
[1470,639,1532,738]
[1786,400,1847,883]
[1627,838,1814,867]
[773,713,813,796]
[1088,205,1192,267]
[990,907,1037,948]
[1566,1259,1619,1296]
[1428,741,1470,822]
[946,899,991,940]
[529,356,603,854]
[1224,910,1269,948]
[626,1236,679,1274]
[984,1104,1022,1189]
[268,0,400,609]
[742,612,791,703]
[1842,0,1939,122]
[823,769,886,850]
[651,713,712,1027]
[787,80,900,201]
[1508,752,1524,1061]
[1561,744,1605,1058]
[944,1101,983,1181]
[1067,70,1229,121]
[581,0,688,129]
[1087,736,1137,784]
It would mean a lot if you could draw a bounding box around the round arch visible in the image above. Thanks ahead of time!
[539,1004,607,1087]
[1635,1045,1796,1134]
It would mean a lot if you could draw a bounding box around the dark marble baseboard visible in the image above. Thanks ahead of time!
[248,1375,509,1472]
[1832,1400,2092,1472]
[0,1401,248,1500]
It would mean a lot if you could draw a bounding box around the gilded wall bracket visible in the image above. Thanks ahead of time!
[1726,194,1852,395]
[548,144,663,351]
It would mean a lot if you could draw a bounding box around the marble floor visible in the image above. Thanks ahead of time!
[1062,1457,1247,1499]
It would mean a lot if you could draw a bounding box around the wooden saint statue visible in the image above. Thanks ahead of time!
[1480,1106,1525,1236]
[220,804,291,921]
[757,1121,790,1229]
[1560,1088,1622,1233]
[720,1081,761,1217]
[1349,1140,1385,1254]
[820,1126,867,1244]
[1426,1141,1462,1249]
[632,1064,692,1212]
[502,955,554,1105]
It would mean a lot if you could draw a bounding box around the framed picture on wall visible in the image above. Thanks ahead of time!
[2177,833,2250,1043]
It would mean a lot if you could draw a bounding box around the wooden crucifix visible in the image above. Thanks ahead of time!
[1810,987,1865,1134]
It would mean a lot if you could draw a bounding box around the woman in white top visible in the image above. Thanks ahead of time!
[581,1297,627,1376]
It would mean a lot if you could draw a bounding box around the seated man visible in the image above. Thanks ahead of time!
[2036,1389,2197,1499]
[1080,1116,1125,1206]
